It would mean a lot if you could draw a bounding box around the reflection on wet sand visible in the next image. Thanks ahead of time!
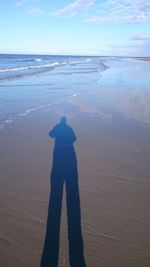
[69,59,150,124]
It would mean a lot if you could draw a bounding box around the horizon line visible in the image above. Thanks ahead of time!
[0,52,150,58]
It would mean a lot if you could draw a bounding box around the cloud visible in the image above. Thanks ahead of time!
[128,32,150,56]
[15,0,40,7]
[85,0,150,24]
[28,7,44,15]
[53,0,95,17]
[131,33,150,40]
[130,33,150,48]
[15,0,44,15]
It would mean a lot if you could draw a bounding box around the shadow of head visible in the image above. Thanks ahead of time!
[49,116,76,145]
[60,116,67,124]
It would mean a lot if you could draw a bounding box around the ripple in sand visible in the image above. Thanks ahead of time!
[0,235,13,249]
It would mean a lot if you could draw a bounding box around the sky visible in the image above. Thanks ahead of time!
[0,0,150,56]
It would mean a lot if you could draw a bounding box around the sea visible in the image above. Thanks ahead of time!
[0,54,150,130]
[0,54,108,129]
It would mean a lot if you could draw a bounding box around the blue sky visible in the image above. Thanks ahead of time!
[0,0,150,56]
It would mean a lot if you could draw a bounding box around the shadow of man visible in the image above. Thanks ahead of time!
[41,117,86,267]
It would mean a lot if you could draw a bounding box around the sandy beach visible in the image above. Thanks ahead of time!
[134,57,150,61]
[0,56,150,267]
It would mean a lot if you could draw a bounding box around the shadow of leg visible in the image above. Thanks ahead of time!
[41,172,64,267]
[66,175,86,267]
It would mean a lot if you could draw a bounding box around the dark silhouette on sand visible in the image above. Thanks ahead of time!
[41,117,86,267]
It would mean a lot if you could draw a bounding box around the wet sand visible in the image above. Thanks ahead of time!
[0,94,150,267]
